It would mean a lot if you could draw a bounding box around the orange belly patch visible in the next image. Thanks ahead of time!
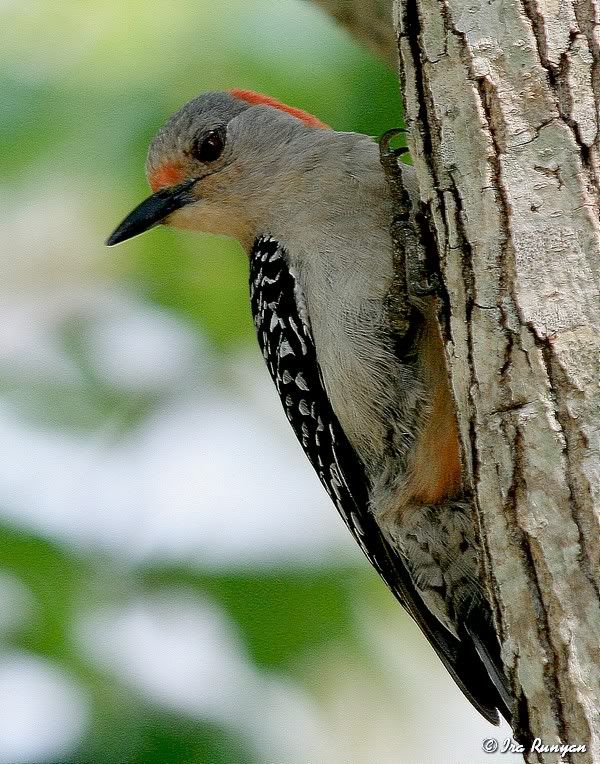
[403,311,463,506]
[406,403,462,505]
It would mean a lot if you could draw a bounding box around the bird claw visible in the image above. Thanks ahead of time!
[379,127,409,156]
[379,129,411,218]
[380,128,441,328]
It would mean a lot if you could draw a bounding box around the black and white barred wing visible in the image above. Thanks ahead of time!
[249,236,504,725]
[249,236,373,547]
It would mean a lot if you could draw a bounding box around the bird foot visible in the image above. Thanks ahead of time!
[379,129,441,305]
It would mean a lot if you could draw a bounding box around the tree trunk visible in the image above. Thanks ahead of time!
[313,0,600,758]
[396,0,600,758]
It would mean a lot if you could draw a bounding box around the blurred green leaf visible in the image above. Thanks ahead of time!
[113,712,253,764]
[123,230,254,348]
[140,565,365,671]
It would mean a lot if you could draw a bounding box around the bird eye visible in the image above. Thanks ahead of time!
[191,129,225,163]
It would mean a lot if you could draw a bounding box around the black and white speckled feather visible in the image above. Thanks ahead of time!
[250,235,374,553]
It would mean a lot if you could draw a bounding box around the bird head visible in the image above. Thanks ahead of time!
[107,90,330,251]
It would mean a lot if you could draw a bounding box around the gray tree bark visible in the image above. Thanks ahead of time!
[313,0,600,759]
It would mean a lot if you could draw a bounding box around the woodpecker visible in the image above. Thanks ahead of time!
[107,89,512,724]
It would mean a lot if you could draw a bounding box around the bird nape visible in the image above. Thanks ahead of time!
[107,89,513,726]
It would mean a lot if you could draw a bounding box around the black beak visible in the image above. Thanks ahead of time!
[106,178,198,246]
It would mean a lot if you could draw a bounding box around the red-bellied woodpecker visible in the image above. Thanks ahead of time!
[107,89,512,724]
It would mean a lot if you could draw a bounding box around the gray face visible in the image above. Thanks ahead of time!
[107,90,326,250]
[145,91,250,184]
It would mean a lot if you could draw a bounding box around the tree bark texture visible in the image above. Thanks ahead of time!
[393,0,600,759]
[312,0,600,758]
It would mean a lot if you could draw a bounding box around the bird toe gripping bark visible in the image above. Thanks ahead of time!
[378,129,440,323]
